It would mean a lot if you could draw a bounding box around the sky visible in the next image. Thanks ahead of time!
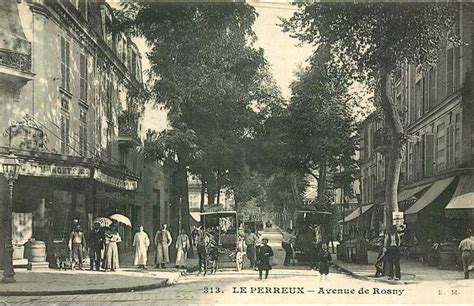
[108,1,314,133]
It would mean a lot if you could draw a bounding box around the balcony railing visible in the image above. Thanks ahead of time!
[374,128,392,153]
[117,111,141,148]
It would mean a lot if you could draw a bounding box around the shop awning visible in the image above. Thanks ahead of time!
[398,183,431,202]
[445,174,474,210]
[405,177,455,222]
[339,204,374,223]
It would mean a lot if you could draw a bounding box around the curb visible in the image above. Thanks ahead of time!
[0,278,171,297]
[331,262,417,285]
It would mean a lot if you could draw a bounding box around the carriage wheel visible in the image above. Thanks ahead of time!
[236,251,243,271]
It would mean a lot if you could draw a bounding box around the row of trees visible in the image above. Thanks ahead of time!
[116,1,462,235]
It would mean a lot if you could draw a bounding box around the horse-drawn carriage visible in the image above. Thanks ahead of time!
[293,210,332,262]
[200,211,246,271]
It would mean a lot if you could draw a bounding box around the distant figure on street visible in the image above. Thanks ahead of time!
[196,228,210,276]
[104,225,121,272]
[281,228,296,266]
[318,244,332,280]
[458,229,474,279]
[175,229,191,274]
[245,228,258,268]
[155,224,173,268]
[133,225,150,269]
[69,224,86,270]
[257,237,274,280]
[384,225,401,280]
[88,222,104,271]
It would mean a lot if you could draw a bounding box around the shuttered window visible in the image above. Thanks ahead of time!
[60,36,70,91]
[425,134,434,177]
[79,53,88,102]
[435,123,446,172]
[60,115,70,155]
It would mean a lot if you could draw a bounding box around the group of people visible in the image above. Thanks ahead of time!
[133,224,192,273]
[68,222,121,272]
[375,225,474,280]
[280,227,332,279]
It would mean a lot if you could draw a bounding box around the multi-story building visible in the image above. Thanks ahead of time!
[0,0,169,266]
[359,4,474,242]
[188,175,234,222]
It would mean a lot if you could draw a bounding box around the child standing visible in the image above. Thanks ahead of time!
[257,237,274,280]
[318,244,332,280]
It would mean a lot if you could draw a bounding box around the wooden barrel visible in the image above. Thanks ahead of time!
[30,241,47,263]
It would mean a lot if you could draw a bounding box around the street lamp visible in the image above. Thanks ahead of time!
[2,153,20,283]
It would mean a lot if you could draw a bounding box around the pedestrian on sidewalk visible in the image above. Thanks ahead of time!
[104,225,121,272]
[69,224,86,271]
[175,229,190,274]
[88,222,104,271]
[458,229,474,279]
[384,225,401,280]
[257,237,274,280]
[245,228,258,268]
[318,244,332,280]
[154,224,173,269]
[281,228,295,266]
[196,228,210,276]
[133,225,150,269]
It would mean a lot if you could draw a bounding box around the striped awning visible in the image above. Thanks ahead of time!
[446,175,474,210]
[339,204,374,223]
[398,183,431,202]
[405,177,455,223]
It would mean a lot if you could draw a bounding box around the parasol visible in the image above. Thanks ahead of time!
[109,214,132,227]
[93,217,112,227]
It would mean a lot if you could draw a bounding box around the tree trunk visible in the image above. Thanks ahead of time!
[207,190,215,207]
[317,161,327,205]
[379,68,404,229]
[200,179,206,213]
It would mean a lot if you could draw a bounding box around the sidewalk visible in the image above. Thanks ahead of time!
[331,250,464,284]
[0,251,199,296]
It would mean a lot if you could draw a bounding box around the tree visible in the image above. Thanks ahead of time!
[283,2,459,226]
[117,2,278,231]
[284,48,359,208]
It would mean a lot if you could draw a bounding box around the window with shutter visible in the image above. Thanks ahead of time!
[79,53,87,102]
[60,36,70,91]
[436,123,446,172]
[425,134,434,176]
[61,115,70,155]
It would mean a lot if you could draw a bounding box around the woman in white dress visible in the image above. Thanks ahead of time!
[104,225,121,272]
[175,229,190,274]
[133,225,150,269]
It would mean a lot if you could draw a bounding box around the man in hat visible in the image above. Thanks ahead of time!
[88,222,104,271]
[69,224,87,270]
[458,229,474,279]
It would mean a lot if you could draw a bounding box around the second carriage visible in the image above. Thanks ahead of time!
[200,211,246,271]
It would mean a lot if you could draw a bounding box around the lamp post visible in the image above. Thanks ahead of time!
[2,153,20,283]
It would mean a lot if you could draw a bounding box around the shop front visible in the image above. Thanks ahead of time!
[0,152,139,267]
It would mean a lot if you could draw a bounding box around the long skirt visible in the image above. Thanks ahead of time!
[175,248,187,267]
[156,243,170,264]
[104,242,119,270]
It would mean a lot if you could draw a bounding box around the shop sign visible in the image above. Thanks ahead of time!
[93,168,138,191]
[19,162,91,178]
[4,115,48,151]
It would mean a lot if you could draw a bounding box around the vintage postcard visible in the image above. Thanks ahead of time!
[0,0,472,304]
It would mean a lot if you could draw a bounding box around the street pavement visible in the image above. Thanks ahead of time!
[0,227,472,304]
